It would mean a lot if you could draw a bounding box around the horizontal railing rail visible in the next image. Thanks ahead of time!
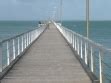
[0,24,46,72]
[55,22,111,83]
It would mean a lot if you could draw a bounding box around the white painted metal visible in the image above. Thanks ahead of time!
[7,41,10,65]
[0,25,45,72]
[13,39,15,59]
[29,32,31,43]
[18,37,20,55]
[27,33,28,47]
[91,46,94,72]
[81,40,83,59]
[77,38,79,55]
[85,43,88,65]
[99,50,103,83]
[0,43,2,72]
[22,36,24,52]
[73,35,74,48]
[75,36,77,51]
[29,33,30,44]
[25,34,27,49]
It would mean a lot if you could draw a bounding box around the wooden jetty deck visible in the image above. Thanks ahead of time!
[1,24,91,83]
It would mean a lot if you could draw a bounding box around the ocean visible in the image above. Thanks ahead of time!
[0,21,38,41]
[0,21,111,82]
[0,20,111,49]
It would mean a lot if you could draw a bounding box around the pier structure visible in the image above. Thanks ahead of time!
[0,22,111,83]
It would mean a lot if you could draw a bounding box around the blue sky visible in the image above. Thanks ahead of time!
[0,0,111,20]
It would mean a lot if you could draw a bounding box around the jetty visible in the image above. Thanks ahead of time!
[0,22,111,83]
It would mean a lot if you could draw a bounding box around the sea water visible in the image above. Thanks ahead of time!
[0,21,111,48]
[0,21,38,41]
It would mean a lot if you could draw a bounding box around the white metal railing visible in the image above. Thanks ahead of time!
[55,22,111,83]
[0,24,45,72]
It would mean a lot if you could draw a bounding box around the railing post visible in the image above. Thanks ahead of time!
[63,29,65,37]
[30,32,32,43]
[70,32,71,43]
[18,37,20,55]
[22,36,24,52]
[85,42,88,65]
[67,31,69,42]
[77,37,80,55]
[34,30,36,40]
[30,31,32,43]
[91,46,94,72]
[66,30,67,40]
[0,43,3,72]
[34,30,35,41]
[25,34,26,48]
[28,32,30,45]
[28,32,30,44]
[81,40,83,59]
[67,31,68,41]
[73,34,75,48]
[7,41,10,65]
[35,30,37,39]
[68,31,70,43]
[77,37,78,53]
[27,33,29,46]
[62,29,65,36]
[13,39,15,59]
[72,34,73,48]
[31,31,32,42]
[70,32,72,44]
[75,36,77,51]
[26,33,28,47]
[99,50,103,83]
[69,32,71,43]
[29,32,31,44]
[66,30,67,39]
[71,33,73,44]
[33,31,35,41]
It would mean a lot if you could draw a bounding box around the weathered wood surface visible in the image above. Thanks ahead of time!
[1,24,91,83]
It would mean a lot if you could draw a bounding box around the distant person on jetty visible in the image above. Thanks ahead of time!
[47,21,51,29]
[38,21,42,27]
[38,21,41,24]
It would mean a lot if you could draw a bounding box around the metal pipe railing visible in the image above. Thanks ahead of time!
[55,22,111,83]
[0,24,45,72]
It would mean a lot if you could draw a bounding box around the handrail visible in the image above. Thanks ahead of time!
[0,24,46,72]
[0,29,35,43]
[55,22,111,83]
[0,24,46,43]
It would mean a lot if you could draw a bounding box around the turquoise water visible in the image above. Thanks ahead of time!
[0,21,38,41]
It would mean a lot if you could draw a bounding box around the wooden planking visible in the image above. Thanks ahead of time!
[1,24,91,83]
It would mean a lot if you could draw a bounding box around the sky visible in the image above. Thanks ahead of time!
[0,0,111,21]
